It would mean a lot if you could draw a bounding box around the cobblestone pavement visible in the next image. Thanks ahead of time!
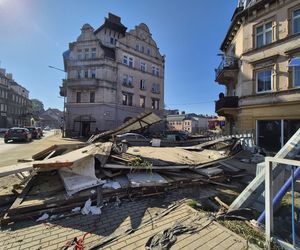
[0,187,260,250]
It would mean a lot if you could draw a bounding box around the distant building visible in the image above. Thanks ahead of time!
[38,108,63,129]
[208,116,226,131]
[0,68,32,128]
[60,13,165,137]
[166,113,212,134]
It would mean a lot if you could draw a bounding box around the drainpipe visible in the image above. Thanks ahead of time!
[257,166,300,224]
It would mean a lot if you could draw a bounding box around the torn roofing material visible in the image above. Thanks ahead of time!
[88,112,161,143]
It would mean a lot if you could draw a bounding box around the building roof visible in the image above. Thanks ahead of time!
[220,0,276,51]
[94,13,127,35]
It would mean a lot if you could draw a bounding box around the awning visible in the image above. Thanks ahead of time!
[289,57,300,67]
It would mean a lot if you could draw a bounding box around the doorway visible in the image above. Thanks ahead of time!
[81,121,90,137]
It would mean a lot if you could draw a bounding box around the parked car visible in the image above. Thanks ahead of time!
[25,127,40,139]
[0,128,8,137]
[115,133,151,146]
[4,127,32,143]
[36,127,43,137]
[162,130,190,141]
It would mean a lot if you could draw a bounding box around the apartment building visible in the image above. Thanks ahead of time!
[167,113,210,134]
[0,69,32,128]
[60,13,165,137]
[215,0,300,152]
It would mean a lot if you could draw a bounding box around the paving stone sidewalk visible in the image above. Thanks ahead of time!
[0,186,261,250]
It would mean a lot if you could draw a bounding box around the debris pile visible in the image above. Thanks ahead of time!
[0,112,247,225]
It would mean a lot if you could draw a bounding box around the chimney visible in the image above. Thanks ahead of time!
[0,68,6,75]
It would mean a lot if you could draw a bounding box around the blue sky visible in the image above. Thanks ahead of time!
[0,0,236,115]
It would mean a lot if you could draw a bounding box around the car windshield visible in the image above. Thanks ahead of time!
[10,129,24,133]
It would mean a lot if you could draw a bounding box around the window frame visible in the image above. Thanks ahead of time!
[292,8,300,35]
[122,92,133,106]
[76,92,81,103]
[140,62,146,72]
[293,65,300,88]
[140,79,146,90]
[151,98,159,110]
[256,68,273,93]
[139,96,146,108]
[90,91,95,103]
[255,21,273,48]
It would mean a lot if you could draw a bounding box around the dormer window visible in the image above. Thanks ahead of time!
[255,22,272,48]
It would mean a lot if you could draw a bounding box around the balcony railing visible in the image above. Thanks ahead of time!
[215,96,238,113]
[215,56,239,83]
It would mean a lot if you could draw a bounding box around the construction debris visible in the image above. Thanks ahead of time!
[0,112,252,226]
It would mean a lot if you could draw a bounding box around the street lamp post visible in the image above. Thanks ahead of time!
[49,65,67,137]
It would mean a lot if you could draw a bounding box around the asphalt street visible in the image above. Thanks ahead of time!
[0,130,80,167]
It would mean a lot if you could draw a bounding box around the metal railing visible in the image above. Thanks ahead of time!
[215,96,238,112]
[215,56,239,79]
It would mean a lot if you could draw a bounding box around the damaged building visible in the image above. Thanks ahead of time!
[60,13,165,137]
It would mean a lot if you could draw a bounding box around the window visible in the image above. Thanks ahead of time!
[84,70,89,78]
[256,22,272,48]
[128,57,133,68]
[122,93,133,106]
[141,46,144,53]
[123,55,128,65]
[128,76,133,85]
[152,66,159,76]
[135,44,140,51]
[151,98,159,110]
[140,62,146,72]
[123,55,134,67]
[140,96,145,108]
[293,65,300,87]
[147,48,151,55]
[84,48,89,59]
[122,74,133,87]
[91,48,96,59]
[140,79,146,90]
[91,69,96,78]
[90,92,95,103]
[77,49,83,60]
[256,69,272,93]
[151,83,160,94]
[76,92,81,103]
[293,9,300,34]
[110,37,117,45]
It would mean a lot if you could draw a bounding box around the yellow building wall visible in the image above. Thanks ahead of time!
[236,102,300,132]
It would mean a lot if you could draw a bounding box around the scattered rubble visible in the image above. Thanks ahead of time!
[0,112,250,231]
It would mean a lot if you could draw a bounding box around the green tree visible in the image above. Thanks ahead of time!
[31,99,44,115]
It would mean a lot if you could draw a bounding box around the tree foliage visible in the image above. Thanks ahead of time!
[31,99,44,114]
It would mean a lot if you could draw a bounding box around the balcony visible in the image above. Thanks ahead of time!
[215,56,239,85]
[215,96,238,116]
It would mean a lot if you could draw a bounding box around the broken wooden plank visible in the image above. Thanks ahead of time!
[0,162,34,177]
[33,143,109,170]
